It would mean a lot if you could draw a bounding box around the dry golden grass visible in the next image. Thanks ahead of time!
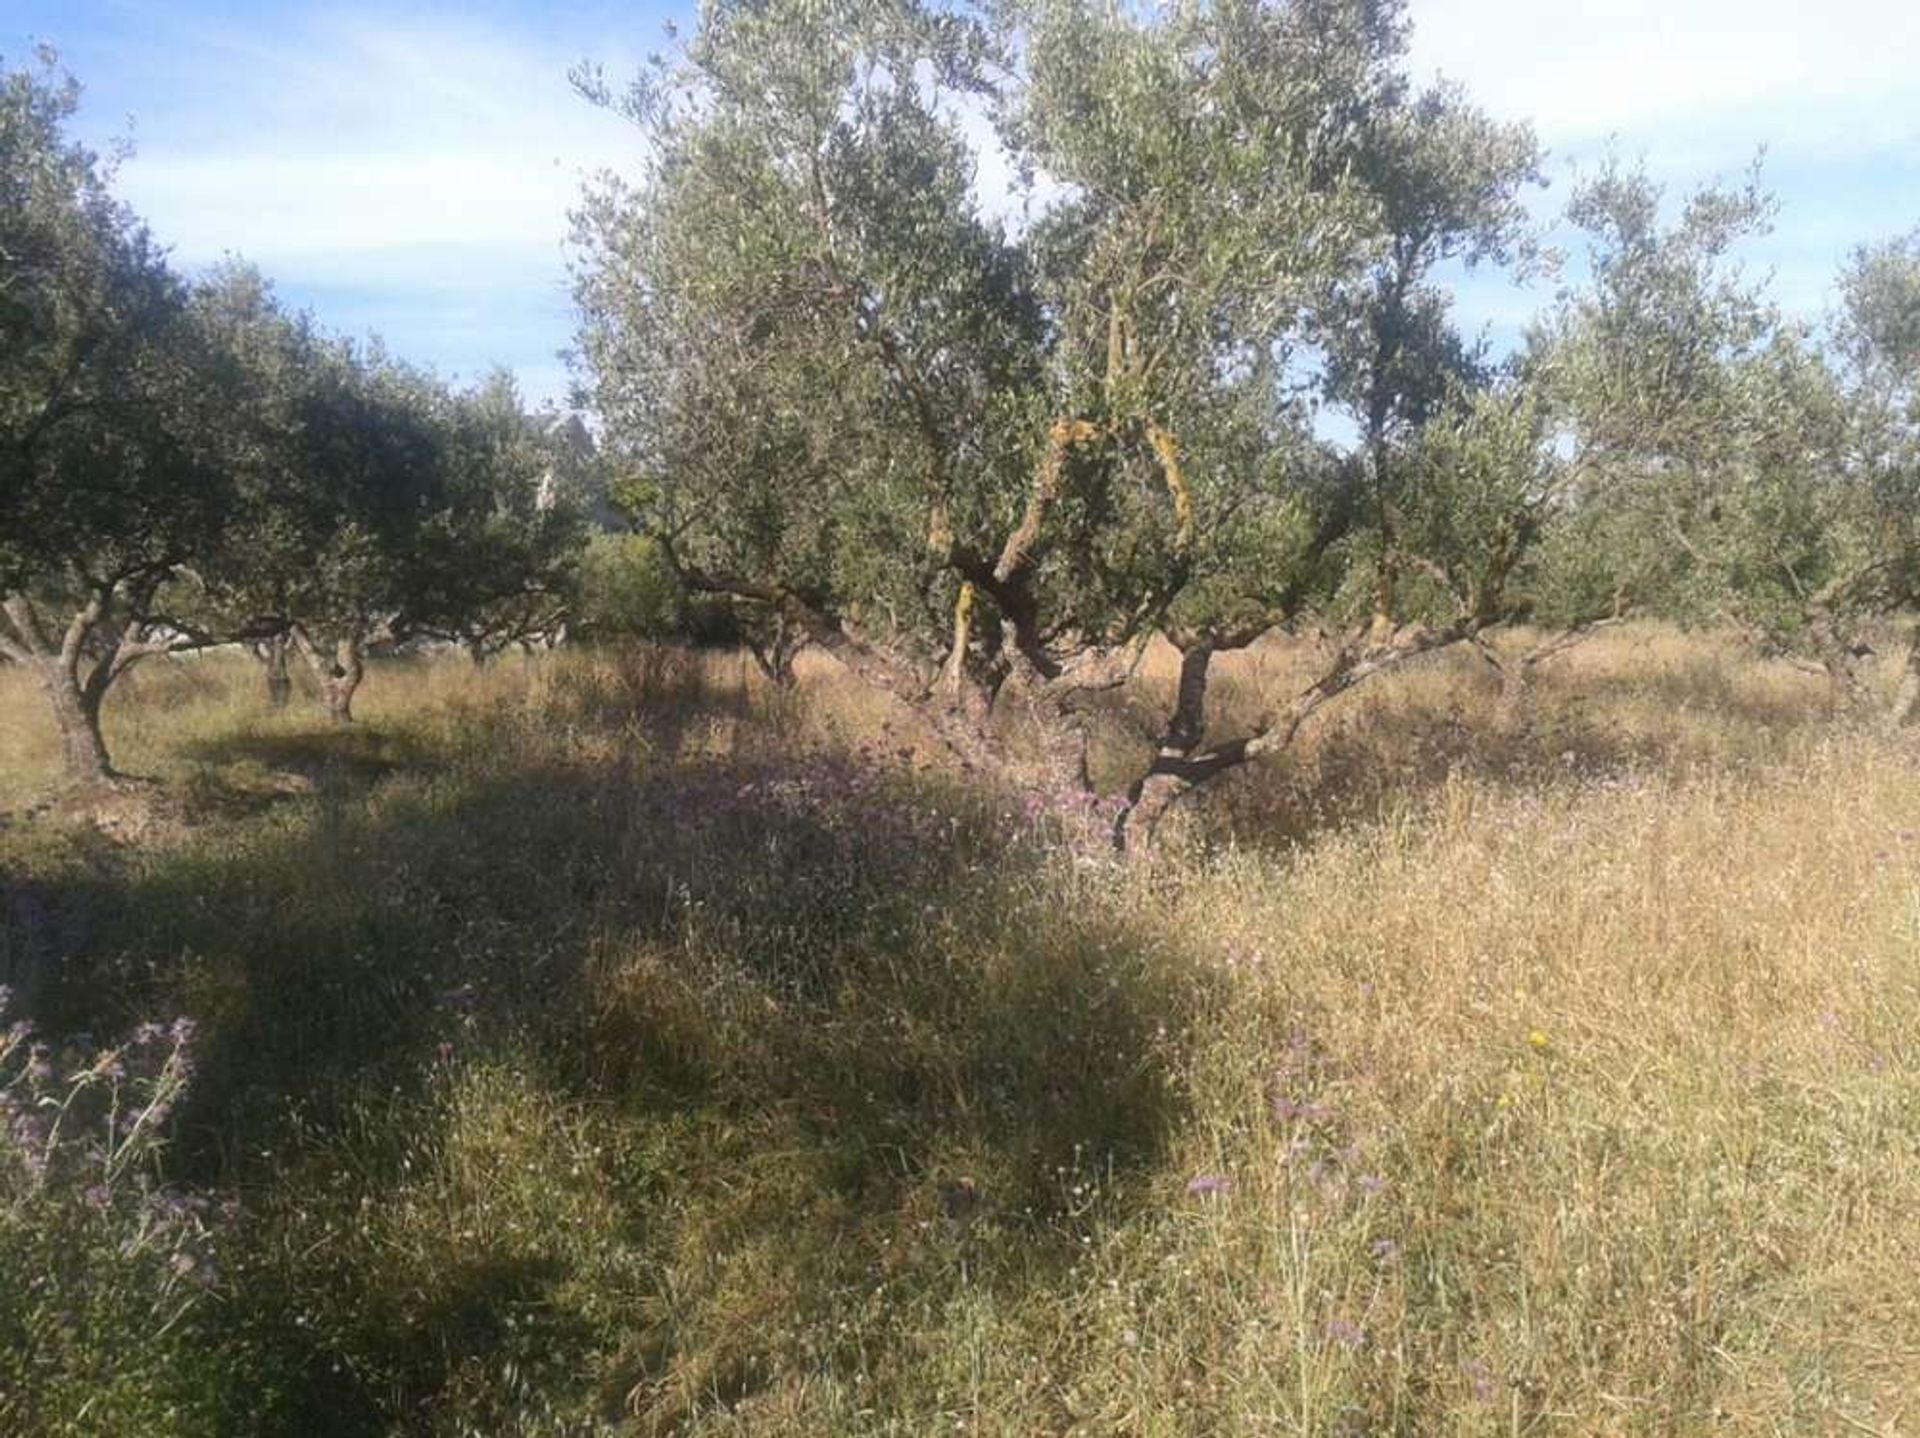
[1,629,1914,1435]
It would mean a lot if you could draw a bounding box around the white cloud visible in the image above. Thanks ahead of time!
[54,8,649,402]
[1404,0,1920,343]
[1407,0,1920,156]
[112,12,640,266]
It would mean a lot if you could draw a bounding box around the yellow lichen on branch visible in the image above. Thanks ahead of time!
[943,580,975,695]
[1050,417,1102,455]
[996,418,1103,584]
[1143,419,1193,556]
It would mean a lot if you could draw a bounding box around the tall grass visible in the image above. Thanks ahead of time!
[0,631,1913,1434]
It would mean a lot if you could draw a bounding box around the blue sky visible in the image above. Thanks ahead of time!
[11,1,1919,409]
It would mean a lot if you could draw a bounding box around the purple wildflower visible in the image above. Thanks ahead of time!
[9,1111,51,1177]
[1186,1173,1233,1197]
[1461,1357,1497,1403]
[1272,1096,1334,1123]
[1324,1318,1367,1351]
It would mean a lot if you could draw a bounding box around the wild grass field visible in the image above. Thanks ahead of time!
[1,629,1915,1435]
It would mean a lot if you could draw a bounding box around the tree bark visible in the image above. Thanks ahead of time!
[1111,623,1469,852]
[1810,612,1873,717]
[1477,620,1622,737]
[258,634,293,710]
[322,638,364,723]
[4,591,117,786]
[1112,637,1225,848]
[37,657,113,785]
[745,612,804,690]
[4,583,213,789]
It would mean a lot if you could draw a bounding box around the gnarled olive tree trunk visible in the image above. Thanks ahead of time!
[34,652,113,784]
[1473,619,1623,737]
[1,587,182,787]
[290,629,366,724]
[744,612,806,690]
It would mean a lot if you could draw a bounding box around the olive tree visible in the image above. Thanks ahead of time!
[198,276,583,712]
[275,351,451,722]
[412,374,586,666]
[185,262,330,709]
[0,52,242,782]
[572,0,1561,846]
[1824,227,1920,717]
[1312,78,1542,637]
[176,259,438,725]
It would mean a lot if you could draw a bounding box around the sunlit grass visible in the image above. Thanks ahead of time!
[1,631,1915,1434]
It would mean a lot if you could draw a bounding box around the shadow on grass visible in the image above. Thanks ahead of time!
[10,727,1200,1434]
[182,724,435,790]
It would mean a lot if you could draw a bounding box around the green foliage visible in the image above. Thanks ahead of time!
[1832,228,1920,606]
[1316,78,1543,443]
[1519,159,1901,652]
[195,277,587,696]
[4,56,588,747]
[414,373,586,659]
[0,50,235,603]
[1393,384,1554,624]
[573,0,1040,660]
[573,531,682,642]
[572,0,1542,679]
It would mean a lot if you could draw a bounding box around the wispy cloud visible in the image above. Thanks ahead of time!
[18,4,649,403]
[1406,0,1920,340]
[113,14,640,261]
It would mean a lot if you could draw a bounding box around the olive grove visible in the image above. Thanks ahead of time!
[3,50,589,774]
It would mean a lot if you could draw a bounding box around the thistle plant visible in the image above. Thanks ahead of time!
[1,989,231,1434]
